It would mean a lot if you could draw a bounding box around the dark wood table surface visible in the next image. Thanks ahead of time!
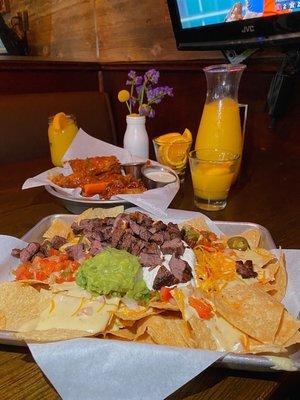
[0,141,299,399]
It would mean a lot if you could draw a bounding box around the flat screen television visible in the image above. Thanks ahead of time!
[167,0,300,50]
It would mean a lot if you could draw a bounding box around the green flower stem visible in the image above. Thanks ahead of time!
[139,82,146,108]
[130,83,134,114]
[125,100,131,114]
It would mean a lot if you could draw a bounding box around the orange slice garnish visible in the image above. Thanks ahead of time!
[161,137,190,167]
[53,112,69,130]
[156,132,182,143]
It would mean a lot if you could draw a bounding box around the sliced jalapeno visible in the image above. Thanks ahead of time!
[227,236,250,251]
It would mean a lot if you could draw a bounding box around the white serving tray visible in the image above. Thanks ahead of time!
[1,210,299,372]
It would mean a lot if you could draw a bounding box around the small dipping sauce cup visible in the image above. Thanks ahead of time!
[122,162,146,180]
[189,149,240,211]
[141,165,177,189]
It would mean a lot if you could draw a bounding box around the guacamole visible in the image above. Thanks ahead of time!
[76,248,150,301]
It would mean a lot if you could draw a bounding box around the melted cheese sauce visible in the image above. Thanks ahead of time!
[20,293,119,334]
[266,356,297,371]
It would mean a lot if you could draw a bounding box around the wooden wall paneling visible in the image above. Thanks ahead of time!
[5,0,97,60]
[84,0,218,62]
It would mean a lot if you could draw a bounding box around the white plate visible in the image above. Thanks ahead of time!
[45,185,131,213]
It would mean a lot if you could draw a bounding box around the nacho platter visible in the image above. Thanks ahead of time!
[0,209,299,372]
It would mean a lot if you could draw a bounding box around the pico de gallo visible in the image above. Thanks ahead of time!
[13,248,80,284]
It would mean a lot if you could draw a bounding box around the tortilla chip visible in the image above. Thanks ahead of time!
[274,310,300,346]
[248,338,287,354]
[0,282,48,331]
[43,218,72,240]
[135,315,195,348]
[106,327,136,341]
[0,311,6,329]
[239,228,261,249]
[267,251,287,302]
[74,206,124,223]
[284,330,300,347]
[135,332,156,344]
[115,305,158,321]
[149,300,179,311]
[15,328,92,342]
[178,217,209,232]
[213,280,284,343]
[188,315,217,350]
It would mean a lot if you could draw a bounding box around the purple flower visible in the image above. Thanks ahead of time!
[128,97,137,106]
[126,70,143,86]
[135,85,143,96]
[128,70,136,80]
[139,104,155,118]
[144,69,160,84]
[146,86,174,104]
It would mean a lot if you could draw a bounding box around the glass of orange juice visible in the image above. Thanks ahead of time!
[48,112,78,167]
[189,149,240,211]
[152,129,193,183]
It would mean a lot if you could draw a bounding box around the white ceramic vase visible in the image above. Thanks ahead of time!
[123,115,149,159]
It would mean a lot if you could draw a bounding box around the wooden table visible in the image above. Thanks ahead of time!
[0,143,299,399]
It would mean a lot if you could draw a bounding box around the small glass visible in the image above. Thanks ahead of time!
[189,149,240,211]
[48,114,78,167]
[152,137,192,183]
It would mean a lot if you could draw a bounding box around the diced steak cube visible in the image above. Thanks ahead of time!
[19,242,41,263]
[169,254,192,283]
[130,239,146,256]
[89,240,103,256]
[71,222,82,235]
[51,235,67,250]
[144,242,160,255]
[130,212,153,227]
[11,248,21,258]
[118,232,134,252]
[161,238,185,256]
[166,222,182,239]
[102,226,112,241]
[65,244,85,261]
[40,240,51,257]
[236,260,258,279]
[111,216,128,247]
[152,266,178,290]
[150,232,164,245]
[149,220,167,234]
[139,252,163,268]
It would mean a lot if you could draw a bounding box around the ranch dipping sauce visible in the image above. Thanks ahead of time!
[144,171,176,183]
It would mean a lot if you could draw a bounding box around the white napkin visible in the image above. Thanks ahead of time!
[22,129,180,217]
[29,340,223,400]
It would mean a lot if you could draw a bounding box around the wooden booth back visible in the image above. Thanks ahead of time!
[0,61,116,164]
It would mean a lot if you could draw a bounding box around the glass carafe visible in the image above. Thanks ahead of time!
[195,64,246,162]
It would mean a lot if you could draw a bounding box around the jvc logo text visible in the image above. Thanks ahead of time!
[242,25,255,33]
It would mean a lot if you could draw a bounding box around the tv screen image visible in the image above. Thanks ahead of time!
[177,0,300,29]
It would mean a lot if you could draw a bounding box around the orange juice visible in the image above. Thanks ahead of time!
[48,113,78,167]
[189,149,239,211]
[191,163,234,201]
[196,97,242,158]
